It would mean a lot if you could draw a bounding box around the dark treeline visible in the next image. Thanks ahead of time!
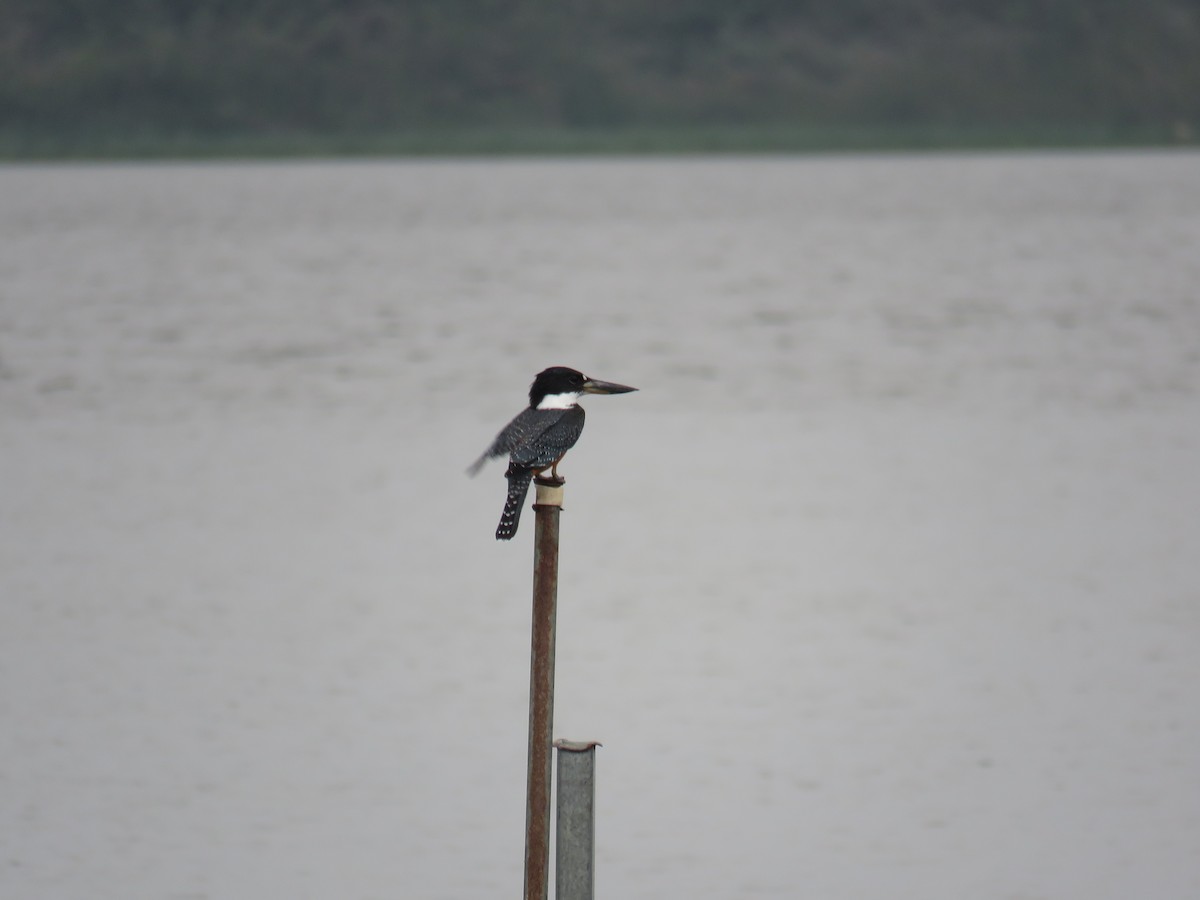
[2,0,1199,149]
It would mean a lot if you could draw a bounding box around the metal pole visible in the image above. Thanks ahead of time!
[524,476,563,900]
[555,740,600,900]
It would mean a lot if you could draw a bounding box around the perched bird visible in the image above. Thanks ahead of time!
[468,366,637,540]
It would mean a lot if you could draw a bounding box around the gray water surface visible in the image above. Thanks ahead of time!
[3,152,1199,899]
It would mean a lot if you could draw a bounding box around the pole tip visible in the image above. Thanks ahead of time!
[553,739,602,752]
[533,478,565,508]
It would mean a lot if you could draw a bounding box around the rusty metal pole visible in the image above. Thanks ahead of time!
[524,476,564,900]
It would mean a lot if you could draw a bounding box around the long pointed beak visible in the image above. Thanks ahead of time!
[581,378,638,395]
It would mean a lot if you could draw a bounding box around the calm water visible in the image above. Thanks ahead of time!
[6,152,1200,420]
[2,152,1199,899]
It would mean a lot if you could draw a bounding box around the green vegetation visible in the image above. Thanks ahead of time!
[2,0,1198,158]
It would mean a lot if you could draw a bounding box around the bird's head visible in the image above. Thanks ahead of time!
[529,366,638,410]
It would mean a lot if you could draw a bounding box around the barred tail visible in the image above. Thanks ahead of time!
[496,468,533,540]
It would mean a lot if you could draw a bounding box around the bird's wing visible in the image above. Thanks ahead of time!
[467,407,539,475]
[509,407,585,469]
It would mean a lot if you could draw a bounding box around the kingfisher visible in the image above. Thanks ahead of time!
[468,366,637,540]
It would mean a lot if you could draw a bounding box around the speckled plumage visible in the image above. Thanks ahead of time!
[469,405,585,539]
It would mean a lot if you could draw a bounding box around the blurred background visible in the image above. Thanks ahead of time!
[2,0,1199,157]
[3,4,1200,900]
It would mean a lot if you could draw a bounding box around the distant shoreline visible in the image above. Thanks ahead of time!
[2,122,1195,162]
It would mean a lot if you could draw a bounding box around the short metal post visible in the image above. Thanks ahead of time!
[524,477,563,900]
[555,740,600,900]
